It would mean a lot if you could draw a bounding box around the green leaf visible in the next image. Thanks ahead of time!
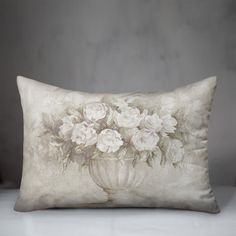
[42,113,54,129]
[62,158,70,171]
[118,147,127,159]
[67,107,81,117]
[92,149,102,159]
[151,146,162,165]
[132,158,137,167]
[146,156,154,168]
[160,154,166,166]
[106,108,114,127]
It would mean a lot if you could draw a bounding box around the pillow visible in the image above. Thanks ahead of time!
[15,76,219,213]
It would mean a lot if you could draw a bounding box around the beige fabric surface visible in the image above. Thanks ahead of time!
[15,76,219,213]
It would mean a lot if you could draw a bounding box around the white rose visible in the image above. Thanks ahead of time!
[97,129,123,153]
[160,114,177,136]
[142,113,162,132]
[162,138,184,163]
[131,129,159,152]
[59,115,78,141]
[71,121,97,146]
[83,102,108,121]
[113,107,141,128]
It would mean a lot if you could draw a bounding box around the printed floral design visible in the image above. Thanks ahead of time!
[161,137,184,164]
[113,107,142,128]
[58,115,78,141]
[83,102,108,121]
[97,129,123,153]
[42,95,185,169]
[131,129,159,152]
[41,95,187,204]
[160,114,177,136]
[71,121,97,147]
[142,113,162,132]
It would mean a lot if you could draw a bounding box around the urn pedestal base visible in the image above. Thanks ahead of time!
[89,157,148,206]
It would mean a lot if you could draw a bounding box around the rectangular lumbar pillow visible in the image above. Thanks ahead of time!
[15,76,219,213]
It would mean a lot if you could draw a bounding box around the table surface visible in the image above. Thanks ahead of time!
[0,186,236,236]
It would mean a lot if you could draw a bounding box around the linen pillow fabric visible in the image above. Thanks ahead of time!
[15,76,219,213]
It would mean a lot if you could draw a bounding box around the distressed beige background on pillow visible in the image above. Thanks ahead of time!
[15,76,219,213]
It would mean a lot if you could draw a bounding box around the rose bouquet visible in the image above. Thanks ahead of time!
[42,96,185,170]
